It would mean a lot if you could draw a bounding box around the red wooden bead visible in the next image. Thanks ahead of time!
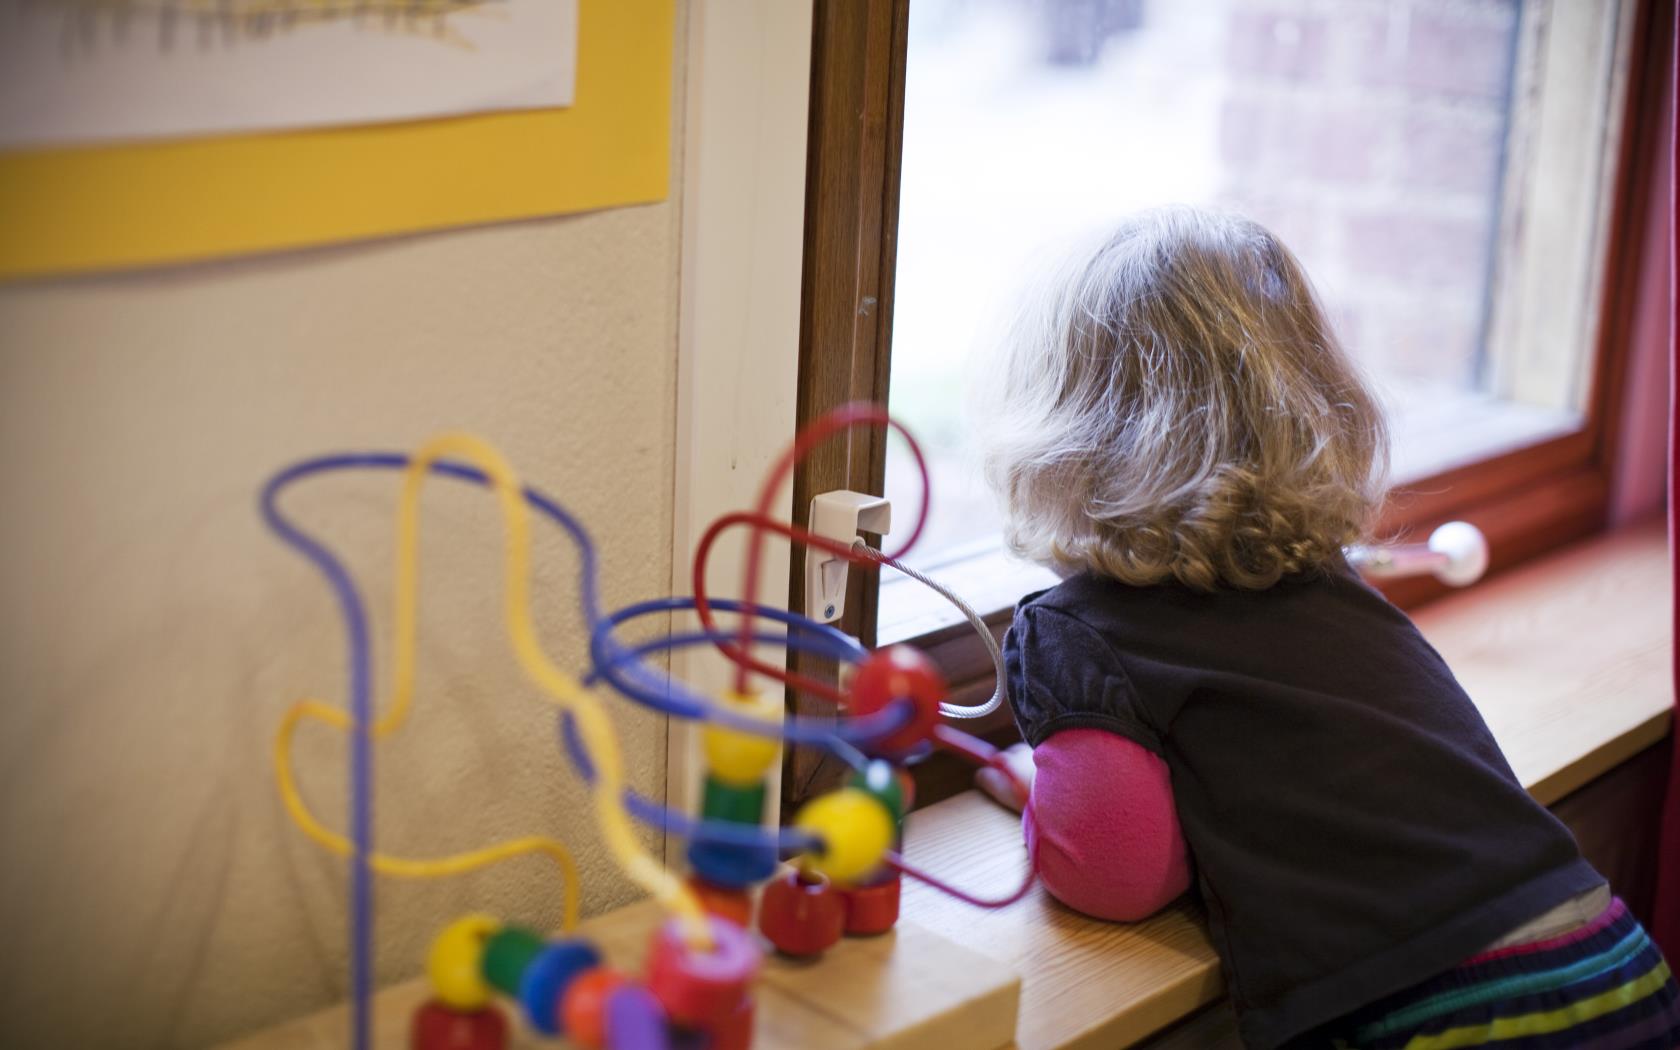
[687,874,754,928]
[561,968,628,1049]
[706,993,755,1050]
[847,645,945,755]
[646,915,761,1028]
[411,999,509,1050]
[839,873,901,936]
[756,868,845,957]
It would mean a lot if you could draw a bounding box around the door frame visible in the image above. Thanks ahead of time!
[668,0,816,846]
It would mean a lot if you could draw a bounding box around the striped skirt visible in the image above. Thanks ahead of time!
[1334,898,1680,1049]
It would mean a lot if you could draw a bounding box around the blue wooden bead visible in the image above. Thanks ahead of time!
[687,774,777,888]
[517,940,602,1036]
[687,838,777,889]
[686,816,777,890]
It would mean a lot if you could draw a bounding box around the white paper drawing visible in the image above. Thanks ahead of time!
[0,0,579,149]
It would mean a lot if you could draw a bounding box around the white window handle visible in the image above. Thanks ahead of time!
[1349,522,1489,587]
[804,490,892,623]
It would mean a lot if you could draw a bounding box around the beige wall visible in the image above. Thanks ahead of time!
[0,43,687,1049]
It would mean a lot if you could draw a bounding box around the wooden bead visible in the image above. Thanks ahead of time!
[687,837,777,890]
[604,983,671,1050]
[839,873,901,936]
[704,994,755,1050]
[516,939,601,1036]
[757,868,844,957]
[847,645,945,755]
[897,767,916,813]
[479,926,544,999]
[848,759,904,824]
[560,968,627,1050]
[698,775,766,823]
[411,999,508,1050]
[792,787,895,884]
[688,777,775,888]
[687,874,754,927]
[426,914,501,1010]
[646,916,761,1028]
[702,691,783,786]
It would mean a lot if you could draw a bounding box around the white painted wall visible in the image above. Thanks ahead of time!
[0,6,816,1044]
[0,20,696,1050]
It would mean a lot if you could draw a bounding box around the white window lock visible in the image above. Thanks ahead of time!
[804,490,892,624]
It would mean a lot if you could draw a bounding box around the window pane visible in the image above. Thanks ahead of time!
[883,0,1582,607]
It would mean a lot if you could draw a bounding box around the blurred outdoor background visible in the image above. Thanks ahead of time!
[882,0,1572,609]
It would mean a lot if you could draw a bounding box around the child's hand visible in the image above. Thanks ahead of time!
[975,742,1036,813]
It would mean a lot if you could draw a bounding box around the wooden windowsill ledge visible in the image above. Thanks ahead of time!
[899,520,1674,1050]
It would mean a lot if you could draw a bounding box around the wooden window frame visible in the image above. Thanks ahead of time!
[784,0,1672,811]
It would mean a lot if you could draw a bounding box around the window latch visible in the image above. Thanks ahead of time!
[804,490,892,624]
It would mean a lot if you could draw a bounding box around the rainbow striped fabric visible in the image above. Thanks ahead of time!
[1335,898,1680,1049]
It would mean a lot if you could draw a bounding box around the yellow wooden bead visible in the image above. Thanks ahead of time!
[702,691,783,787]
[793,787,895,884]
[427,913,502,1010]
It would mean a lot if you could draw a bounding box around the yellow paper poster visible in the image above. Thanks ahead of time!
[0,0,672,281]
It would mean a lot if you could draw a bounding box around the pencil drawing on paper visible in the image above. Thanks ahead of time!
[4,1,508,51]
[0,0,577,149]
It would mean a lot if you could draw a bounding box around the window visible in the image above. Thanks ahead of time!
[787,0,1667,807]
[883,0,1640,637]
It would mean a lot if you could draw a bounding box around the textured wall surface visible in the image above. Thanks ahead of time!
[1217,0,1521,386]
[0,46,687,1047]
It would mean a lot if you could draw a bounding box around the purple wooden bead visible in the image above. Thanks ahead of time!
[605,983,672,1050]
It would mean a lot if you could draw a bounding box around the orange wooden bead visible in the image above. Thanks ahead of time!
[897,767,916,813]
[559,968,627,1049]
[687,874,754,928]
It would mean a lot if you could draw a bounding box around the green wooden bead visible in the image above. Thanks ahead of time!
[481,926,545,998]
[700,775,766,824]
[849,760,904,825]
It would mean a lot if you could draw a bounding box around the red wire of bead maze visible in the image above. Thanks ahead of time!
[411,405,1028,1049]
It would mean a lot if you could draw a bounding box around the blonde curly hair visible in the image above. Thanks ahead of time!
[979,206,1390,591]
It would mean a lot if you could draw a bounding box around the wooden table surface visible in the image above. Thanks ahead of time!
[900,521,1673,1049]
[223,899,1021,1050]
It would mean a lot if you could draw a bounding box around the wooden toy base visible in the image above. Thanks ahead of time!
[221,899,1021,1050]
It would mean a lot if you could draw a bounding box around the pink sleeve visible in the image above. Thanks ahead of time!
[1023,727,1192,922]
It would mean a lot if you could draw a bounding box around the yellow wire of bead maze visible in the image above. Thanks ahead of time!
[271,432,710,950]
[266,423,1011,1050]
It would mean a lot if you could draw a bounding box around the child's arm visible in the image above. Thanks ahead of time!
[981,729,1191,922]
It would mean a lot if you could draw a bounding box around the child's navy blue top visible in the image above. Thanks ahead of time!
[1003,564,1605,1050]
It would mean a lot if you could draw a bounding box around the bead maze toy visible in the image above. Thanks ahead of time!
[261,405,1032,1050]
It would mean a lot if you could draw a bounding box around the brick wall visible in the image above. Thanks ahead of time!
[1215,0,1521,386]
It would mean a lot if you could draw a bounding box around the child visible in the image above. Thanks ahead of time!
[973,206,1679,1049]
